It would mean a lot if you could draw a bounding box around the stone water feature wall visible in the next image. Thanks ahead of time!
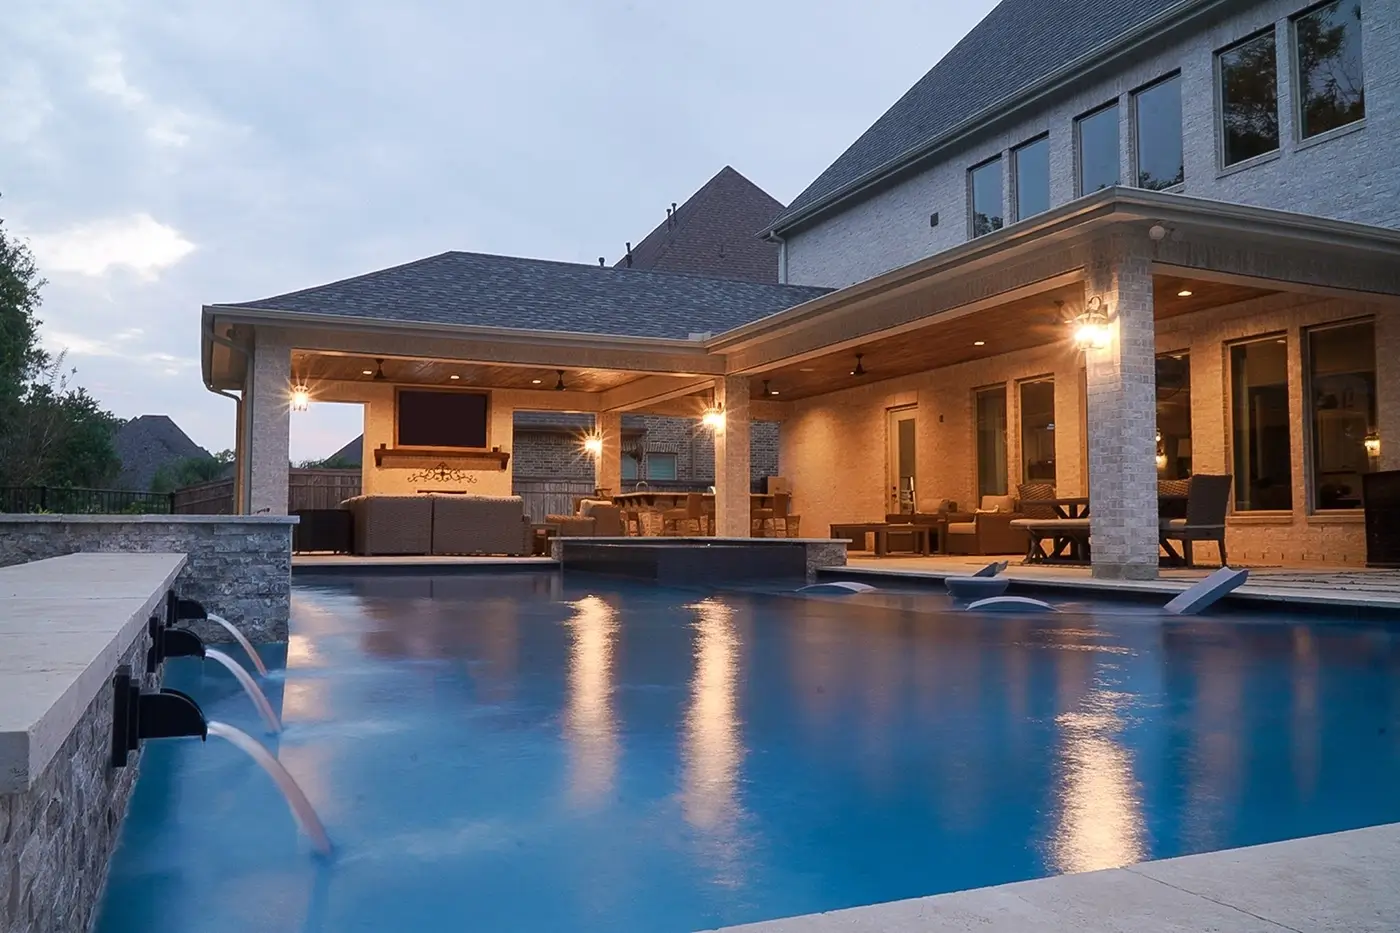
[0,515,296,643]
[0,633,153,933]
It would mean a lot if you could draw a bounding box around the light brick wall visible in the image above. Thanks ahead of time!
[248,330,291,515]
[782,289,1387,566]
[784,0,1400,288]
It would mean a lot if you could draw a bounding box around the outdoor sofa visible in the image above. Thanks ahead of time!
[341,494,531,556]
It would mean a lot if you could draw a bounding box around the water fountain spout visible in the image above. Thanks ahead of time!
[205,648,282,734]
[167,593,269,677]
[207,721,332,855]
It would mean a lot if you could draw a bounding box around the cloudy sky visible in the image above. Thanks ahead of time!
[2,0,994,463]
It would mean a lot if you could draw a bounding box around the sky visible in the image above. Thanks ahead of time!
[1,0,996,463]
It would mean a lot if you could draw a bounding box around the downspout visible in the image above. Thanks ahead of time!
[205,325,250,514]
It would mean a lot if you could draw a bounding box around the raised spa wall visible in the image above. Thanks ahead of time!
[0,515,296,643]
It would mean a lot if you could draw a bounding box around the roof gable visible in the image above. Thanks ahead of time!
[219,251,829,340]
[770,0,1191,232]
[617,167,784,283]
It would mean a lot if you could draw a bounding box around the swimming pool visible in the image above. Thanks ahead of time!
[95,573,1400,932]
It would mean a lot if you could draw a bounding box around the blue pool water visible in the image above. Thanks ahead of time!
[96,573,1400,933]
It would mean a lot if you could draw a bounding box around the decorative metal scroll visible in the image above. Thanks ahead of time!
[404,463,478,484]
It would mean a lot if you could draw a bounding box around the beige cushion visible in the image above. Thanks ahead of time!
[947,521,977,535]
[1161,517,1187,529]
[578,498,611,517]
[980,495,1015,513]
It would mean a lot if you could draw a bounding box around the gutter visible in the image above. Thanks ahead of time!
[765,0,1233,238]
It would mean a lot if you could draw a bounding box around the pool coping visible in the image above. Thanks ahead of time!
[703,821,1400,932]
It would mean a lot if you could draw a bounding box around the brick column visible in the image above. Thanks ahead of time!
[595,411,622,496]
[713,376,751,537]
[247,328,291,516]
[1085,235,1159,580]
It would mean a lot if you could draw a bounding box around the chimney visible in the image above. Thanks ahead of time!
[666,206,673,230]
[598,257,605,266]
[624,242,633,267]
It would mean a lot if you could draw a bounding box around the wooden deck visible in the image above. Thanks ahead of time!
[834,554,1400,612]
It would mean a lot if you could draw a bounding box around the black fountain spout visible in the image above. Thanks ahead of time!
[168,590,209,623]
[146,612,206,672]
[111,665,208,767]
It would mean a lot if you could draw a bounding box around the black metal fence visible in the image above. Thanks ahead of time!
[0,486,176,515]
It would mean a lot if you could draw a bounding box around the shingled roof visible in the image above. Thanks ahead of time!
[769,0,1193,233]
[218,251,829,340]
[616,167,784,283]
[114,415,211,491]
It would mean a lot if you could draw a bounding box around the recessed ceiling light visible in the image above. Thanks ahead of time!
[799,367,816,373]
[1177,289,1194,297]
[974,340,985,346]
[531,378,542,384]
[771,389,780,395]
[449,374,460,380]
[361,369,373,376]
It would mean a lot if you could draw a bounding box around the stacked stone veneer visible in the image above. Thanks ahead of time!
[0,516,295,643]
[0,623,154,933]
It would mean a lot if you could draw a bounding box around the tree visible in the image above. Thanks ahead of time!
[149,449,234,492]
[0,198,122,488]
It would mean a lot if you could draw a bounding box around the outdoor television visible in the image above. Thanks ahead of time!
[395,389,489,448]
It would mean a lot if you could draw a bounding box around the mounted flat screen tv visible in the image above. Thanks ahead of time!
[395,389,489,449]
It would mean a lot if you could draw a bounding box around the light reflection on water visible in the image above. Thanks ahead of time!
[564,595,619,806]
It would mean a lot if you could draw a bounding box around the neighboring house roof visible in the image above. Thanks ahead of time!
[114,415,211,491]
[217,251,829,340]
[768,0,1192,233]
[327,435,363,466]
[616,166,784,283]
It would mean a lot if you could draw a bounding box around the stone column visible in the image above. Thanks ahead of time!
[1084,234,1159,580]
[713,376,751,537]
[596,411,622,496]
[247,328,291,516]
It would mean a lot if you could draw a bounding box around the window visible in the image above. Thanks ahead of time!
[975,386,1008,497]
[969,158,1004,237]
[1019,379,1056,484]
[645,452,677,481]
[622,454,638,481]
[1219,30,1280,166]
[1013,136,1050,220]
[1230,337,1292,511]
[1294,1,1365,139]
[1076,102,1120,194]
[1156,352,1192,479]
[1307,320,1375,510]
[1134,75,1184,189]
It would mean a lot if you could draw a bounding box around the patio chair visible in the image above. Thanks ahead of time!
[946,494,1029,556]
[1160,474,1233,568]
[1016,483,1058,519]
[662,493,707,536]
[545,497,624,537]
[751,493,791,537]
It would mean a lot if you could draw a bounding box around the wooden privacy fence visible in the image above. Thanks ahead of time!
[171,469,363,514]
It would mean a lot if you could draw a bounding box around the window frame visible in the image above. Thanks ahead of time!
[1011,134,1051,222]
[1215,27,1282,171]
[1302,316,1376,514]
[1131,72,1185,192]
[966,155,1005,239]
[1016,375,1057,486]
[974,383,1010,498]
[1226,332,1293,514]
[1074,99,1121,197]
[644,451,678,481]
[1290,0,1366,143]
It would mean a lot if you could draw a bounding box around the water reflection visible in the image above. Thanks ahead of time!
[681,598,744,831]
[564,595,619,806]
[1050,689,1145,873]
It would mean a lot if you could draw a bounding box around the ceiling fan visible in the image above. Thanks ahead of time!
[372,359,387,381]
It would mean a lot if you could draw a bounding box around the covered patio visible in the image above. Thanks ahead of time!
[202,188,1400,579]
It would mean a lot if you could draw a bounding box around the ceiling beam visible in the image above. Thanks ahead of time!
[598,375,715,412]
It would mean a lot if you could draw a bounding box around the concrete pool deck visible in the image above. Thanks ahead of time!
[706,821,1400,932]
[832,556,1400,613]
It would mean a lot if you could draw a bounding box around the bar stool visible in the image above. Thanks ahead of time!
[662,494,706,536]
[751,493,790,538]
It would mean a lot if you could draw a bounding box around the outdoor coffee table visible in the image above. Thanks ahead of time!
[875,523,931,557]
[829,523,888,553]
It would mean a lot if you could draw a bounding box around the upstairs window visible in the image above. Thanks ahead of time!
[1294,1,1365,139]
[1218,30,1280,166]
[1134,75,1184,189]
[969,157,1004,237]
[1076,102,1119,195]
[1013,136,1050,221]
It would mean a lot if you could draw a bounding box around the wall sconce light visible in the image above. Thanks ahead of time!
[1072,296,1114,351]
[582,434,603,457]
[1365,430,1381,458]
[702,404,726,430]
[290,384,311,412]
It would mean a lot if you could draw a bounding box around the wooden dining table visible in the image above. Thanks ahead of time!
[612,491,781,510]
